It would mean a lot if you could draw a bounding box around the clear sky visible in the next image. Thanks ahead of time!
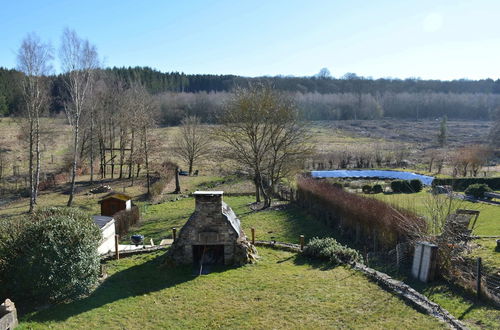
[1,0,499,80]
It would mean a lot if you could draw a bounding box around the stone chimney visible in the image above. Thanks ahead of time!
[193,191,223,215]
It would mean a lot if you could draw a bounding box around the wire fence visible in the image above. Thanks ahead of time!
[276,186,500,306]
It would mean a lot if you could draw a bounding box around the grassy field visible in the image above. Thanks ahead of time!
[1,117,499,328]
[2,174,499,328]
[369,190,500,236]
[114,191,500,328]
[19,248,446,329]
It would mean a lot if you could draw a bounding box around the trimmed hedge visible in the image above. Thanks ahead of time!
[391,179,422,193]
[432,177,500,191]
[409,179,423,193]
[372,184,383,194]
[464,184,492,198]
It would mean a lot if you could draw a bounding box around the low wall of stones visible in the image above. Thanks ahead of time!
[0,299,18,330]
[353,263,467,330]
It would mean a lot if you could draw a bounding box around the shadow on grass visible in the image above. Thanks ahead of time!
[22,253,233,323]
[292,254,338,271]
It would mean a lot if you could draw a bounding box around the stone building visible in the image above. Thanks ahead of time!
[165,191,257,266]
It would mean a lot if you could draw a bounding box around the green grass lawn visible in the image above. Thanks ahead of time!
[19,248,445,329]
[369,190,500,236]
[128,195,339,245]
[468,238,500,269]
[123,192,499,328]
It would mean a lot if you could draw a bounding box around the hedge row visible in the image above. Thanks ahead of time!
[432,177,500,191]
[296,177,426,250]
[391,179,423,193]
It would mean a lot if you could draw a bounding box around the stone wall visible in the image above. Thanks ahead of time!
[0,299,18,330]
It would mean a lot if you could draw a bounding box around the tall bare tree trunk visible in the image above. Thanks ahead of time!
[119,127,125,179]
[34,115,41,205]
[174,167,180,194]
[254,175,261,203]
[143,127,150,196]
[128,129,134,179]
[28,121,35,213]
[67,119,79,207]
[90,110,94,184]
[67,120,79,206]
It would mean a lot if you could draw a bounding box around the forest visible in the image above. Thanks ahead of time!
[1,66,500,124]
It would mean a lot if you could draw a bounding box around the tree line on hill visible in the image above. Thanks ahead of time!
[2,66,500,123]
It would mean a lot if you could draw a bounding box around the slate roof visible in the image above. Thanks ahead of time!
[222,202,242,236]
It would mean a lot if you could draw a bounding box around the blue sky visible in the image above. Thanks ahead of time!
[1,0,499,79]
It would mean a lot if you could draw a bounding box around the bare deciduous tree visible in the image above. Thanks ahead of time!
[129,83,158,195]
[60,28,99,206]
[174,115,211,175]
[16,33,53,212]
[215,84,311,208]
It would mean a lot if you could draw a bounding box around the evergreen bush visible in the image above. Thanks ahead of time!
[0,207,101,305]
[464,183,492,198]
[391,180,419,193]
[372,184,383,194]
[302,237,363,265]
[361,184,372,194]
[409,179,423,193]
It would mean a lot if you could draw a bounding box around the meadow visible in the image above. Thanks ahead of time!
[1,117,499,328]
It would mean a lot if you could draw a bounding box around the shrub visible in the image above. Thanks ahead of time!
[464,183,492,198]
[391,180,418,193]
[0,207,101,305]
[361,184,372,194]
[409,179,423,193]
[390,180,403,193]
[432,177,500,191]
[372,184,383,194]
[302,237,363,265]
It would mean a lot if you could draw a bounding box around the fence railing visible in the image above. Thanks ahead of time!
[276,184,500,306]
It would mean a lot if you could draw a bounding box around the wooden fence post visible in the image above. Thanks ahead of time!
[251,228,255,245]
[300,235,305,251]
[172,227,177,241]
[115,235,120,260]
[476,257,482,300]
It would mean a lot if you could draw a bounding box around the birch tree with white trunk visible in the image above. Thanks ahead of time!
[16,33,53,213]
[59,28,99,206]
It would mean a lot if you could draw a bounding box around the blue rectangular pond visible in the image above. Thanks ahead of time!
[310,170,435,186]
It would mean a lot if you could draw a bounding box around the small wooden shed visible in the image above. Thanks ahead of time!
[99,192,132,217]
